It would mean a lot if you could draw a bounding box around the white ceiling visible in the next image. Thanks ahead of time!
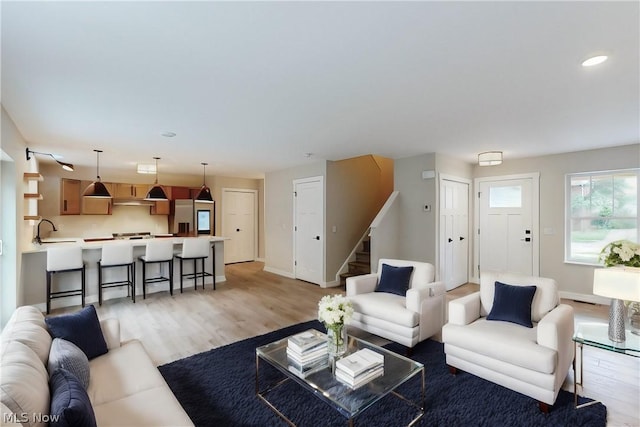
[2,1,639,179]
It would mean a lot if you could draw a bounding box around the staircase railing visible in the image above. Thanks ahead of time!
[368,191,400,273]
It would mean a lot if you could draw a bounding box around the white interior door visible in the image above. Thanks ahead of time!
[294,177,324,285]
[222,189,257,264]
[477,174,539,278]
[439,177,470,290]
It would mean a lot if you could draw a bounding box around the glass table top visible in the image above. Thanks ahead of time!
[256,329,424,419]
[573,322,640,357]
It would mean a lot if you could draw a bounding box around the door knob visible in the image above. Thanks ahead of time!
[236,228,241,232]
[459,236,465,241]
[448,238,453,243]
[314,236,320,240]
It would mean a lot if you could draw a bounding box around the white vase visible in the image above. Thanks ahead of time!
[326,324,347,357]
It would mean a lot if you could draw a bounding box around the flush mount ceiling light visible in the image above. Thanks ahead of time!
[83,149,112,198]
[144,157,169,201]
[478,151,503,166]
[25,148,74,171]
[161,131,176,138]
[582,55,608,67]
[195,162,214,203]
[136,163,157,174]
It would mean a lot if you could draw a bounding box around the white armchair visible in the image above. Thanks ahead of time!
[442,271,575,411]
[346,258,446,349]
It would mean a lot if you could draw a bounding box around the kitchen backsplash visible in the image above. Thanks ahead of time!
[39,205,168,239]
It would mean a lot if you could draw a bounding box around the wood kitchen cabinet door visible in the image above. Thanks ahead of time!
[115,183,150,199]
[81,181,113,215]
[60,178,81,215]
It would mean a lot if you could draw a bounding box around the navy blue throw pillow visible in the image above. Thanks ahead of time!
[375,264,414,296]
[49,368,97,427]
[487,281,537,328]
[45,305,108,360]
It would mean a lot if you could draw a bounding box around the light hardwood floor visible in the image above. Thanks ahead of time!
[52,262,639,426]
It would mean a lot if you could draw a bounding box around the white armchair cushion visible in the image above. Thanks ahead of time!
[443,319,556,374]
[349,293,419,327]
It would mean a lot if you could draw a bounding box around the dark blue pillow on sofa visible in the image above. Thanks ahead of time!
[375,264,414,296]
[49,368,97,427]
[45,305,108,360]
[487,281,537,328]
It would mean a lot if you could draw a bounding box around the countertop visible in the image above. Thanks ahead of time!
[23,235,227,254]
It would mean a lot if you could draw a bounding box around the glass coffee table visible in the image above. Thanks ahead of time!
[572,322,640,408]
[256,329,424,426]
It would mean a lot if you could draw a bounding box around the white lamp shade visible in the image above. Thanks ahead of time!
[593,267,640,302]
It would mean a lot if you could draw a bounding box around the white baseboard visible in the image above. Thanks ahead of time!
[559,291,610,305]
[263,266,295,279]
[322,280,341,288]
[256,257,265,262]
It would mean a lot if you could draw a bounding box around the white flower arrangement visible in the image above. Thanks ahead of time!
[318,294,353,327]
[600,240,640,268]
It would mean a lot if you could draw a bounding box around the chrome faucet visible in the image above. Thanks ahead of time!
[34,219,57,245]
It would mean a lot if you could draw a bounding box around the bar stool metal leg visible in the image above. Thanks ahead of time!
[46,271,52,315]
[81,265,86,308]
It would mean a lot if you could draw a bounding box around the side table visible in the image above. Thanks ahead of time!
[572,322,640,408]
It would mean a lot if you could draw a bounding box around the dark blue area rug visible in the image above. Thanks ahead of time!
[158,320,606,427]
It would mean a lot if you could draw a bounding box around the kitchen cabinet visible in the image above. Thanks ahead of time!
[114,183,150,200]
[170,186,192,200]
[60,178,81,215]
[81,180,113,215]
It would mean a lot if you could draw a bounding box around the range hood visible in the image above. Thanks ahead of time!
[112,199,155,206]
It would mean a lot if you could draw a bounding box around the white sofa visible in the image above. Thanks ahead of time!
[0,306,193,427]
[441,271,575,409]
[346,258,445,348]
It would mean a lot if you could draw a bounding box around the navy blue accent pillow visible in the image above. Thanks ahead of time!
[45,305,108,360]
[487,281,537,328]
[49,368,97,427]
[375,264,414,296]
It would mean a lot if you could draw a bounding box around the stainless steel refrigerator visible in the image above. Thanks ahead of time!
[173,199,215,236]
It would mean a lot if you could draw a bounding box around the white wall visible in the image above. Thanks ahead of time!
[393,153,438,262]
[1,106,33,325]
[264,160,327,277]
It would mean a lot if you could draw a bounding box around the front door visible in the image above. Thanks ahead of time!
[293,177,324,285]
[476,174,539,278]
[439,177,470,290]
[222,189,257,264]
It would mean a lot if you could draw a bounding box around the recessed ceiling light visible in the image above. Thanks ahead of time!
[161,131,176,138]
[582,55,608,67]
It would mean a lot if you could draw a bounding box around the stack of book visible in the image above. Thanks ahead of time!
[286,330,329,377]
[335,348,384,388]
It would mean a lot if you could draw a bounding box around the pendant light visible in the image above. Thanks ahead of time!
[144,157,168,200]
[82,149,112,198]
[195,162,214,203]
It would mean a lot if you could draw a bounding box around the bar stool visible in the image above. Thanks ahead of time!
[174,238,213,292]
[46,245,85,314]
[98,242,135,305]
[139,239,174,299]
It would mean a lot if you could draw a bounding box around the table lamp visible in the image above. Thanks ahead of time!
[593,267,640,342]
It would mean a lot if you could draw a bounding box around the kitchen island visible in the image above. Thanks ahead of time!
[22,236,226,311]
